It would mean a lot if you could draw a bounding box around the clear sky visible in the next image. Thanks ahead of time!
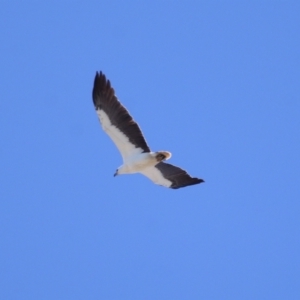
[1,1,300,299]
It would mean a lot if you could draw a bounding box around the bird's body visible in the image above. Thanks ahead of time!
[92,71,204,189]
[116,152,152,175]
[116,151,172,175]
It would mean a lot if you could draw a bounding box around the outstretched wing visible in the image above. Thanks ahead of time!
[140,162,204,189]
[92,71,151,161]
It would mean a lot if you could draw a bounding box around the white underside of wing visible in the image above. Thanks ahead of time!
[139,166,172,188]
[96,109,144,161]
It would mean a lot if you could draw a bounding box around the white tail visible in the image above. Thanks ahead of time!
[155,151,172,162]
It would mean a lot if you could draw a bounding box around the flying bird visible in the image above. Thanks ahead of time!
[92,71,204,189]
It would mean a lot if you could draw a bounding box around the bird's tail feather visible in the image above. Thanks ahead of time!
[155,151,172,162]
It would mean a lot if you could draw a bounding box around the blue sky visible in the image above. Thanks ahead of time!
[1,1,300,299]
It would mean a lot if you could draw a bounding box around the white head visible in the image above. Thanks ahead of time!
[113,165,128,177]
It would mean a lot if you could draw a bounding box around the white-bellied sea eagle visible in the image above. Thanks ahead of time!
[92,71,204,189]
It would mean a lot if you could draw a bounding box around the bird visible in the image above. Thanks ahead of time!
[92,71,204,189]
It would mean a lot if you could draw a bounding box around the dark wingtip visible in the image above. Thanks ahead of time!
[94,71,106,87]
[95,70,104,77]
[92,71,109,108]
[171,178,205,189]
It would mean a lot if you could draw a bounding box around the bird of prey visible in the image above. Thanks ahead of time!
[92,71,204,189]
